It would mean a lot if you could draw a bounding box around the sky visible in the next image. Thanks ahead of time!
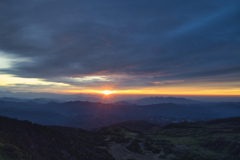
[0,0,240,96]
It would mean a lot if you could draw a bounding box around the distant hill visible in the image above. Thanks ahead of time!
[0,97,61,104]
[0,97,27,103]
[133,96,200,105]
[114,101,134,106]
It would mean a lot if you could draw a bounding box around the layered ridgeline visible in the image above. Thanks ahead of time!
[131,97,200,105]
[0,99,240,129]
[1,116,240,160]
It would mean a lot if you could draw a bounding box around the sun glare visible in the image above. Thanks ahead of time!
[100,90,113,95]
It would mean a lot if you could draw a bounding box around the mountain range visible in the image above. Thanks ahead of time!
[0,97,239,129]
[132,97,200,105]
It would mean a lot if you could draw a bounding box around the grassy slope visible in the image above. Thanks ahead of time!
[1,115,240,160]
[99,118,240,160]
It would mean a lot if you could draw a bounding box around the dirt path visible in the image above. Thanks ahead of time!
[109,143,160,160]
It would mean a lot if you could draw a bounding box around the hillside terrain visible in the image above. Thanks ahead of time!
[99,117,240,160]
[1,116,240,159]
[0,116,113,160]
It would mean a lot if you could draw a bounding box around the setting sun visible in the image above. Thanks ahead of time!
[100,90,114,95]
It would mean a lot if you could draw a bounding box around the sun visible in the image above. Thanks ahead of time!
[100,90,114,95]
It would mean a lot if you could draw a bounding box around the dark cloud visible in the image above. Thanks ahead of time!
[0,0,240,87]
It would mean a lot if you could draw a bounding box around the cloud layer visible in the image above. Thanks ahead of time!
[0,0,240,90]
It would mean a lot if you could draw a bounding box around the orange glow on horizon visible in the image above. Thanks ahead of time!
[100,90,115,95]
[55,80,240,96]
[64,88,240,96]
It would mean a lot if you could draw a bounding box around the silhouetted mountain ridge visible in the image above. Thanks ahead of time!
[133,96,200,105]
[0,99,240,129]
[0,97,61,104]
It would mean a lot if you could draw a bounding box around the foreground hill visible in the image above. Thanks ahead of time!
[1,115,240,159]
[0,117,240,160]
[0,116,114,160]
[98,117,240,160]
